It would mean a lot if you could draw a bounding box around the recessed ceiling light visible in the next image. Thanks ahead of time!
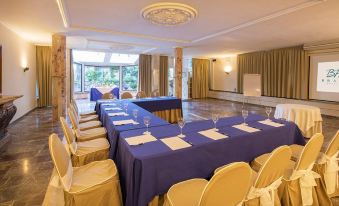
[141,2,198,26]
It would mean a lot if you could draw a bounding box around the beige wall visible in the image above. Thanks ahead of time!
[210,56,237,92]
[0,23,37,121]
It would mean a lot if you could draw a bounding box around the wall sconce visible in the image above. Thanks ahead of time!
[23,67,29,72]
[224,65,232,75]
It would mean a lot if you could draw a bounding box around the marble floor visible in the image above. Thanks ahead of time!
[0,98,338,205]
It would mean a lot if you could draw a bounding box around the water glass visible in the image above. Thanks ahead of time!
[265,107,272,120]
[242,109,249,125]
[212,114,219,131]
[143,116,151,135]
[132,109,138,121]
[124,103,129,114]
[178,118,186,138]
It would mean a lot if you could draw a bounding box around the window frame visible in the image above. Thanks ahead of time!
[72,62,83,93]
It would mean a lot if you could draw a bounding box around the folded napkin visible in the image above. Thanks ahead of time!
[159,96,167,98]
[144,97,153,99]
[125,134,157,146]
[233,124,260,133]
[102,103,116,106]
[258,119,284,127]
[161,137,192,150]
[113,119,137,126]
[108,112,128,117]
[198,129,228,140]
[105,107,122,111]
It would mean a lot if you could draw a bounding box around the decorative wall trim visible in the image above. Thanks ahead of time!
[56,0,70,28]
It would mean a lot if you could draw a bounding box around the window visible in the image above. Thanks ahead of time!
[73,63,82,92]
[122,66,138,91]
[73,51,105,63]
[84,66,120,91]
[110,53,139,64]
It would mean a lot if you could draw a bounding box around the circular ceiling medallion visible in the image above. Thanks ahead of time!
[141,2,198,26]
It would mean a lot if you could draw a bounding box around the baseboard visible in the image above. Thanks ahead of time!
[10,107,37,125]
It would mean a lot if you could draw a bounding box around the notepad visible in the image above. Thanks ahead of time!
[108,112,128,117]
[113,119,137,126]
[161,137,192,150]
[232,124,260,133]
[198,129,228,140]
[258,119,284,127]
[105,107,122,111]
[125,134,157,146]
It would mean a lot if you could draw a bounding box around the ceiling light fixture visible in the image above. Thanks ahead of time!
[141,2,198,26]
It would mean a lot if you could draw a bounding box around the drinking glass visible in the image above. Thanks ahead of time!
[242,109,249,125]
[178,118,186,138]
[265,107,272,120]
[124,103,129,114]
[132,109,138,122]
[143,116,151,135]
[212,114,219,131]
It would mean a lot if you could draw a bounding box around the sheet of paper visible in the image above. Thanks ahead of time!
[232,124,260,133]
[105,107,122,111]
[258,119,284,127]
[198,129,228,140]
[113,119,137,126]
[125,134,157,146]
[102,103,116,106]
[161,136,192,150]
[108,112,128,117]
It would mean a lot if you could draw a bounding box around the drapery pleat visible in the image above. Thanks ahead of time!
[237,45,309,99]
[36,46,52,107]
[138,54,152,96]
[159,56,168,96]
[192,58,210,99]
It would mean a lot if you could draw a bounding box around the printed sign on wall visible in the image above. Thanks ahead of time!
[317,61,339,93]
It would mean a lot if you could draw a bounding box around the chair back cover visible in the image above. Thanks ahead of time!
[325,130,339,157]
[136,91,147,98]
[121,92,133,99]
[68,107,79,129]
[49,133,73,192]
[60,117,77,154]
[255,146,292,188]
[151,90,159,97]
[102,92,114,99]
[296,133,324,170]
[71,100,79,114]
[199,162,252,206]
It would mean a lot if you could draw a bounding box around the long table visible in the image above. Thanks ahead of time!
[116,115,305,206]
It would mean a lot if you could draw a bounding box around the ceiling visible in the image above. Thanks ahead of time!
[1,0,339,57]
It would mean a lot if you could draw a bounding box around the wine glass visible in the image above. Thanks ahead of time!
[143,116,151,135]
[124,103,129,114]
[242,109,249,125]
[178,118,186,138]
[265,107,272,120]
[132,109,138,122]
[212,114,219,131]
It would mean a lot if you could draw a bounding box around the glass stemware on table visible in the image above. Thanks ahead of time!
[242,109,249,125]
[211,113,219,131]
[124,102,129,114]
[265,107,272,120]
[143,116,151,135]
[178,118,186,138]
[132,109,138,123]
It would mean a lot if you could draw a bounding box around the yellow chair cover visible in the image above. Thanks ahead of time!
[165,162,252,206]
[68,108,102,131]
[136,91,147,98]
[153,109,182,123]
[70,102,97,117]
[69,105,98,124]
[74,127,107,142]
[121,92,133,99]
[48,134,122,206]
[245,146,292,206]
[102,92,114,99]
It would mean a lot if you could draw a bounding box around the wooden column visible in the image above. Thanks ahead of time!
[174,47,183,98]
[51,34,66,121]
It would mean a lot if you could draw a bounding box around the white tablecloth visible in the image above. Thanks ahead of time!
[274,104,323,138]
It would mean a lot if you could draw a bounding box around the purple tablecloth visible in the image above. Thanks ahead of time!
[116,115,305,206]
[90,87,120,101]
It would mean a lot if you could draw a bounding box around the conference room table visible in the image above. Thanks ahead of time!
[116,115,305,206]
[90,87,120,101]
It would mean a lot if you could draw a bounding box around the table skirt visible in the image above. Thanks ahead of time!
[304,121,322,138]
[152,109,182,123]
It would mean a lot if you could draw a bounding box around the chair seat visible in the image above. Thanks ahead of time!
[79,115,99,123]
[251,153,295,172]
[76,138,110,156]
[167,179,208,206]
[80,111,97,117]
[76,127,107,142]
[289,144,304,161]
[79,121,102,131]
[69,159,118,194]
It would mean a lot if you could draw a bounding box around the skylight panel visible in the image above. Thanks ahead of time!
[110,53,139,64]
[73,50,105,63]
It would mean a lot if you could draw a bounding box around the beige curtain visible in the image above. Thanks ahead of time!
[138,54,152,95]
[237,45,309,99]
[192,58,210,99]
[36,46,52,107]
[159,56,168,96]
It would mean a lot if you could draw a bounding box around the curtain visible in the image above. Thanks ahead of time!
[237,45,309,99]
[159,56,168,96]
[192,58,210,99]
[36,46,52,107]
[138,54,152,96]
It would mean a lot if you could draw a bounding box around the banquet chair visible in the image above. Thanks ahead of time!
[164,162,252,206]
[71,99,96,117]
[102,92,114,99]
[121,92,133,99]
[67,112,107,142]
[69,104,98,124]
[60,117,110,166]
[136,91,147,98]
[68,107,102,131]
[151,90,159,97]
[48,133,122,206]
